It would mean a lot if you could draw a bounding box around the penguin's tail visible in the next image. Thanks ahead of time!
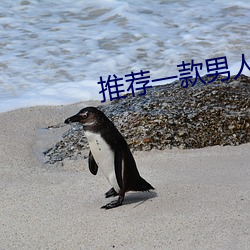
[132,176,154,192]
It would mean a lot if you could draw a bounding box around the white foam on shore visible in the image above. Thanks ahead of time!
[0,0,250,112]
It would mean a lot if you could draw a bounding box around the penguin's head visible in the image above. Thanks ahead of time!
[65,107,109,129]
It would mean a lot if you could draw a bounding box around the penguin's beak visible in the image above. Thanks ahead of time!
[64,114,81,124]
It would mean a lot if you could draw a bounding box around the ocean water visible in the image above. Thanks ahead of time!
[0,0,250,112]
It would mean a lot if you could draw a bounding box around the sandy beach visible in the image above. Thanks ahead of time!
[0,102,249,249]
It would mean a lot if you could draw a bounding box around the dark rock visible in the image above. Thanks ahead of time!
[43,74,250,164]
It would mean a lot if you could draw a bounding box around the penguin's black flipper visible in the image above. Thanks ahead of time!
[105,187,118,198]
[88,151,98,175]
[114,146,124,190]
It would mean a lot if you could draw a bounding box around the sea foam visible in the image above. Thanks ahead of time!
[0,0,249,112]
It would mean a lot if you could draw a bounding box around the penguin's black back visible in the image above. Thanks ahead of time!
[98,114,154,192]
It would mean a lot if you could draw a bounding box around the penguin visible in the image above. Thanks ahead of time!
[65,107,154,209]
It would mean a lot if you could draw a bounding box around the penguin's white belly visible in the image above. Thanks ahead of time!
[85,131,120,193]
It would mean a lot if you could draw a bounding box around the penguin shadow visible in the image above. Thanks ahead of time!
[122,190,157,208]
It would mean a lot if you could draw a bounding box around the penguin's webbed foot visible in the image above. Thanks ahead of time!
[101,196,124,209]
[105,187,118,198]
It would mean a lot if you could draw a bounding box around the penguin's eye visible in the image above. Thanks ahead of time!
[79,112,88,119]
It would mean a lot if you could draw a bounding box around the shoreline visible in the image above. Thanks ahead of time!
[0,102,249,249]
